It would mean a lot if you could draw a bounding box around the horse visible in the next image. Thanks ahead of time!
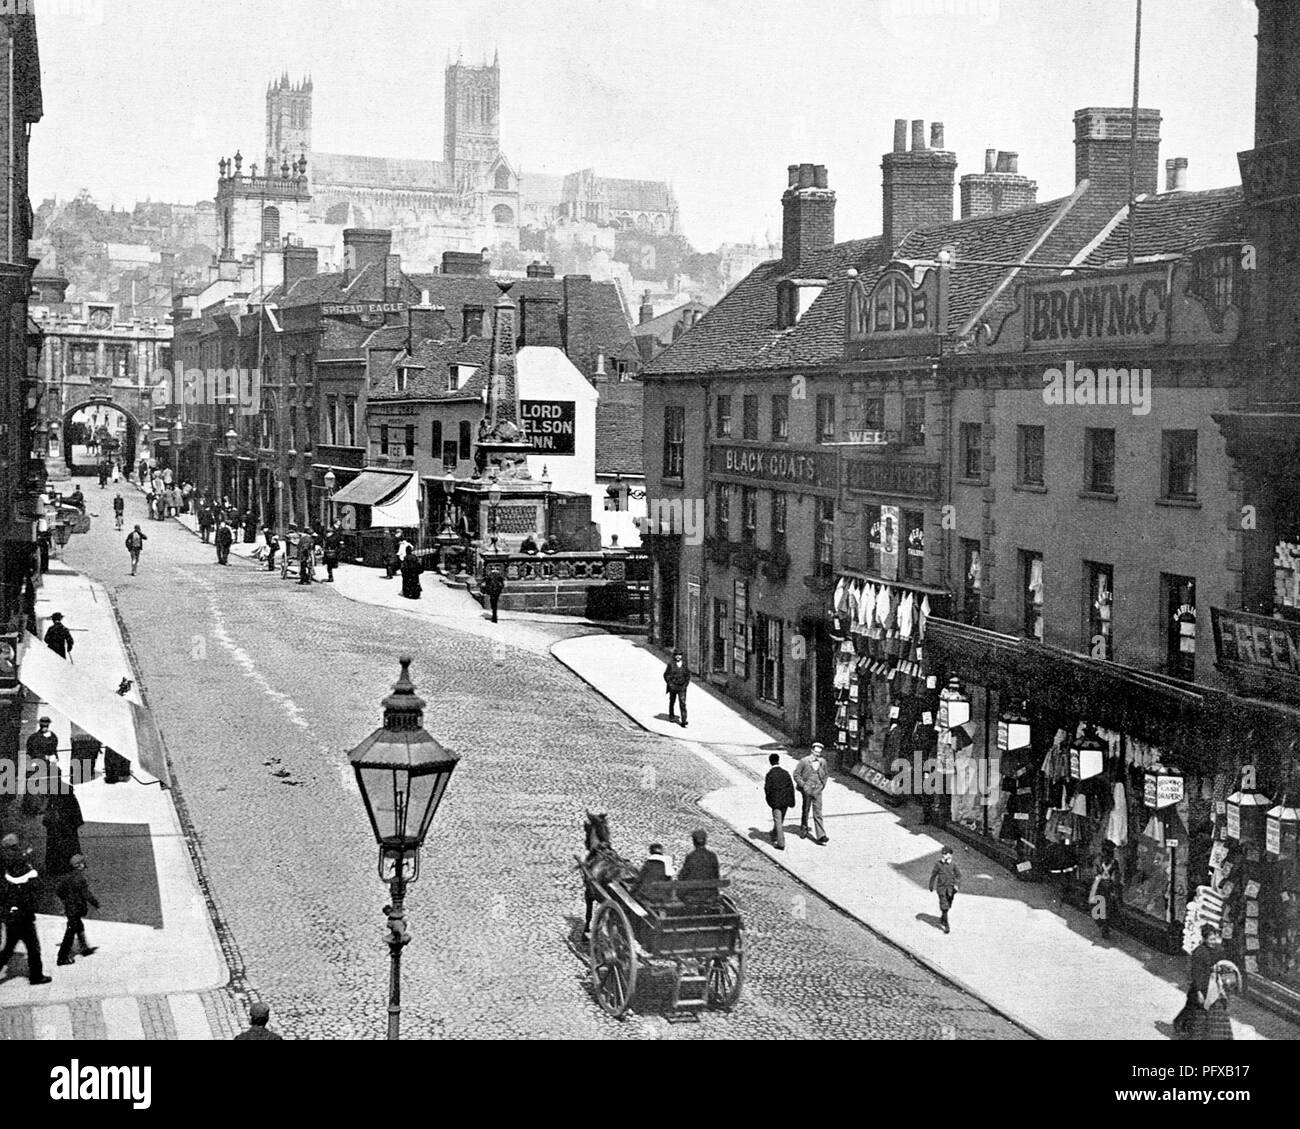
[579,811,635,940]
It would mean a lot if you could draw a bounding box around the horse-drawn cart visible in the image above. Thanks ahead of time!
[577,857,744,1019]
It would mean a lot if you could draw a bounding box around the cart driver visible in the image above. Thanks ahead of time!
[632,843,675,904]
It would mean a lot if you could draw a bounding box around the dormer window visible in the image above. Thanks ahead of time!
[396,368,410,393]
[776,279,827,329]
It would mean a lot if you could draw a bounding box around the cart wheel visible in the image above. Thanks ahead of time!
[707,930,744,1011]
[588,901,637,1019]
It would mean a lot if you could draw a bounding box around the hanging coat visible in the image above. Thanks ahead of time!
[897,592,915,640]
[1105,781,1128,845]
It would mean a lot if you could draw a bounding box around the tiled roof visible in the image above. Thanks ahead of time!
[1080,186,1246,267]
[896,195,1086,331]
[312,152,454,191]
[595,382,644,475]
[645,238,884,376]
[369,338,490,401]
[363,325,409,350]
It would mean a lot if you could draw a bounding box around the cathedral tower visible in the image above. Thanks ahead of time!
[266,74,313,172]
[444,53,501,170]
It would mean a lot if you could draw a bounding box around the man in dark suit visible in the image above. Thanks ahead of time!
[215,520,234,565]
[764,754,796,850]
[234,1001,283,1041]
[663,650,690,727]
[676,829,720,909]
[44,612,74,660]
[0,850,53,984]
[632,843,673,904]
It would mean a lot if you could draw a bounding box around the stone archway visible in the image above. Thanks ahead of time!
[62,399,143,479]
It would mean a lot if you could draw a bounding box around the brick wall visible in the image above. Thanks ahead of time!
[1073,107,1162,201]
[960,173,1039,219]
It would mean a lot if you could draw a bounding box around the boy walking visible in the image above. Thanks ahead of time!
[55,854,99,965]
[125,524,147,575]
[928,846,962,934]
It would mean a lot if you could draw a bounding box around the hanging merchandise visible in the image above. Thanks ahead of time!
[833,576,848,615]
[918,595,931,640]
[1105,781,1128,845]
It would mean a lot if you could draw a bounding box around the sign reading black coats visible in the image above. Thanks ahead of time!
[520,400,576,454]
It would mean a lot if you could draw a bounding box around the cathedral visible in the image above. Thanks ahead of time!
[259,58,680,266]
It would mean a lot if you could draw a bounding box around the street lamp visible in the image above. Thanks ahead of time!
[487,485,502,553]
[348,657,460,1041]
[323,468,336,527]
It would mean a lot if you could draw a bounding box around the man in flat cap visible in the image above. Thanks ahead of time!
[0,846,53,984]
[234,1000,283,1040]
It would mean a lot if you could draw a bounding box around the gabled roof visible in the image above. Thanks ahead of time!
[1080,186,1246,267]
[369,337,490,401]
[645,238,884,376]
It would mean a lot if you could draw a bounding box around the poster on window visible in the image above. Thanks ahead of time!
[879,505,900,580]
[733,580,749,678]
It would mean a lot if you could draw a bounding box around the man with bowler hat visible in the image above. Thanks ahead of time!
[234,1001,283,1040]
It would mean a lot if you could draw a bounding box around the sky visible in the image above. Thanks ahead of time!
[29,0,1260,250]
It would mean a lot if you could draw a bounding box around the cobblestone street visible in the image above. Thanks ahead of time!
[53,489,1025,1039]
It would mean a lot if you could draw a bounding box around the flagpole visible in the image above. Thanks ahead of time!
[1127,0,1143,268]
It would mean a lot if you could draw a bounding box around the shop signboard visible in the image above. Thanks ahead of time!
[1240,137,1300,207]
[520,400,576,455]
[844,265,947,359]
[320,301,407,317]
[1212,606,1300,678]
[709,443,837,495]
[733,579,749,678]
[1022,268,1169,351]
[1143,770,1185,809]
[879,505,900,581]
[1226,801,1241,841]
[844,459,941,501]
[1267,817,1281,857]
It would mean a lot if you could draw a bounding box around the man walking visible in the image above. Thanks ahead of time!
[125,524,147,575]
[112,491,125,530]
[44,612,74,660]
[793,744,829,843]
[55,854,99,966]
[0,847,53,984]
[928,845,962,934]
[482,568,505,623]
[297,527,315,585]
[215,519,233,566]
[198,500,213,543]
[322,522,342,582]
[663,649,690,728]
[234,1001,283,1040]
[764,754,796,850]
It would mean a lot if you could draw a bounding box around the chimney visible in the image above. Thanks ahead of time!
[407,295,449,353]
[1165,156,1189,192]
[881,118,957,252]
[283,243,318,293]
[520,294,563,349]
[892,120,908,153]
[639,290,654,325]
[782,161,837,269]
[1073,107,1162,202]
[384,253,403,300]
[960,149,1038,218]
[562,274,595,378]
[342,228,392,286]
[442,250,487,277]
[525,261,555,279]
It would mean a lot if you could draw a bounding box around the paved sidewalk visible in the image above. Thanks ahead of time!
[551,634,1300,1041]
[0,557,236,1038]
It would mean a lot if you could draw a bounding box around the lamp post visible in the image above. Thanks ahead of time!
[487,485,502,553]
[323,468,336,528]
[348,657,460,1040]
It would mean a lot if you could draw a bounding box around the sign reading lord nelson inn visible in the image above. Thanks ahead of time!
[710,444,837,494]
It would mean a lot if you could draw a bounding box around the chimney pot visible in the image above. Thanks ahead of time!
[798,162,815,188]
[893,120,908,153]
[788,164,801,187]
[985,148,997,173]
[930,122,945,149]
[911,120,926,150]
[813,164,828,189]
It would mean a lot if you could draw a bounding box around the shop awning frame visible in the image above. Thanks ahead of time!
[330,469,411,507]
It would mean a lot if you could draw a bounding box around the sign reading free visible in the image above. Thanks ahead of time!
[520,400,576,455]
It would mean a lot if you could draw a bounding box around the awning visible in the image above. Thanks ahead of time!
[18,635,171,787]
[332,469,411,507]
[333,469,419,528]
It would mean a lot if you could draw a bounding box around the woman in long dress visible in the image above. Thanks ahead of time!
[1195,959,1242,1040]
[400,550,423,600]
